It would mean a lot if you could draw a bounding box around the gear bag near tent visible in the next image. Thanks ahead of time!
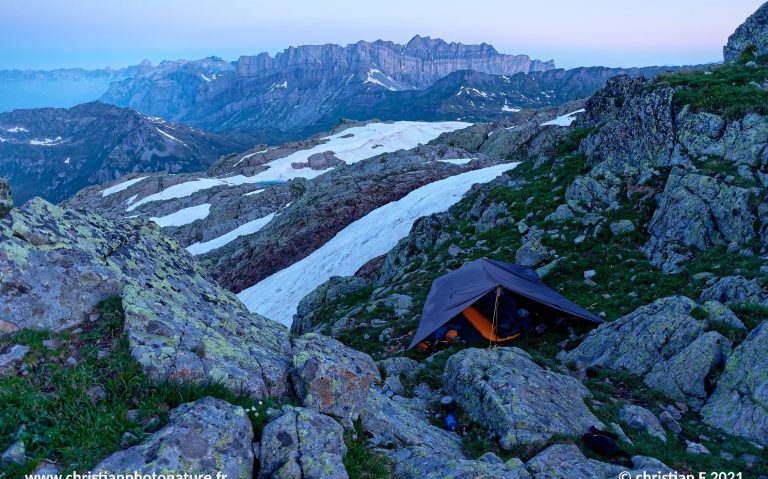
[408,257,603,350]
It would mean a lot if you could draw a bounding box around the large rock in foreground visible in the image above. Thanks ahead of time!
[559,296,732,409]
[525,444,671,479]
[359,389,463,456]
[291,333,380,426]
[443,347,603,448]
[258,407,348,479]
[390,447,530,479]
[701,321,768,446]
[0,199,292,398]
[724,2,768,62]
[92,397,254,477]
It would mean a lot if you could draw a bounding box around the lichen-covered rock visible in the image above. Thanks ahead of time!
[609,219,635,236]
[92,397,254,477]
[559,296,706,375]
[643,332,732,410]
[619,405,667,443]
[700,300,746,330]
[677,112,768,166]
[700,276,768,306]
[544,204,575,223]
[580,79,678,177]
[359,389,463,456]
[443,347,603,448]
[724,2,768,62]
[475,202,510,233]
[565,167,621,213]
[291,333,380,425]
[643,170,757,273]
[525,444,671,479]
[390,446,530,479]
[291,275,368,335]
[701,321,768,445]
[258,406,348,479]
[0,199,292,399]
[515,228,551,267]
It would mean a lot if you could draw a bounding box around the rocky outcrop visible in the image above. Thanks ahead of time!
[525,444,671,479]
[643,331,732,409]
[559,296,734,409]
[292,276,368,335]
[643,169,758,272]
[580,77,677,176]
[724,2,768,62]
[0,199,292,399]
[258,407,348,479]
[701,321,768,445]
[700,275,768,306]
[92,397,254,477]
[443,347,603,448]
[291,151,346,170]
[559,297,706,375]
[291,333,380,426]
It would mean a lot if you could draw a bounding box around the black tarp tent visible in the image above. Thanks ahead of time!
[408,257,603,349]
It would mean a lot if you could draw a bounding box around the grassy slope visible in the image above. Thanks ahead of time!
[0,298,281,476]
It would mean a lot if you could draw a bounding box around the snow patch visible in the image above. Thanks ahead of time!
[156,128,187,146]
[268,81,288,91]
[125,121,471,210]
[238,162,519,325]
[64,158,71,165]
[187,213,276,255]
[126,178,227,211]
[502,104,521,113]
[540,109,586,127]
[438,158,475,165]
[150,203,211,228]
[6,127,28,133]
[101,176,149,197]
[243,189,265,197]
[364,69,398,91]
[30,136,67,146]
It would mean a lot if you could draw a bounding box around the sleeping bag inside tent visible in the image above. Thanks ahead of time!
[408,257,603,349]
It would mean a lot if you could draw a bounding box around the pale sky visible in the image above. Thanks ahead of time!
[0,0,764,70]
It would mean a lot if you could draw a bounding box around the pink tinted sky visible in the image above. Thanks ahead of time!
[0,0,764,69]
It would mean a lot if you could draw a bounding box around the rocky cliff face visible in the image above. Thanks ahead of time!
[0,101,254,204]
[96,36,684,137]
[233,36,554,87]
[724,1,768,62]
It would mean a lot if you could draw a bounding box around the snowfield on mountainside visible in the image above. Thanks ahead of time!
[123,120,471,214]
[237,162,519,325]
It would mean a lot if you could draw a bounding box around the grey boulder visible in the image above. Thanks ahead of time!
[258,407,348,479]
[701,321,768,446]
[525,444,671,479]
[443,347,603,448]
[619,405,667,443]
[291,333,381,426]
[92,397,254,478]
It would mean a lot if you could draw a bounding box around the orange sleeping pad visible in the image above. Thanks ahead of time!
[461,306,521,343]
